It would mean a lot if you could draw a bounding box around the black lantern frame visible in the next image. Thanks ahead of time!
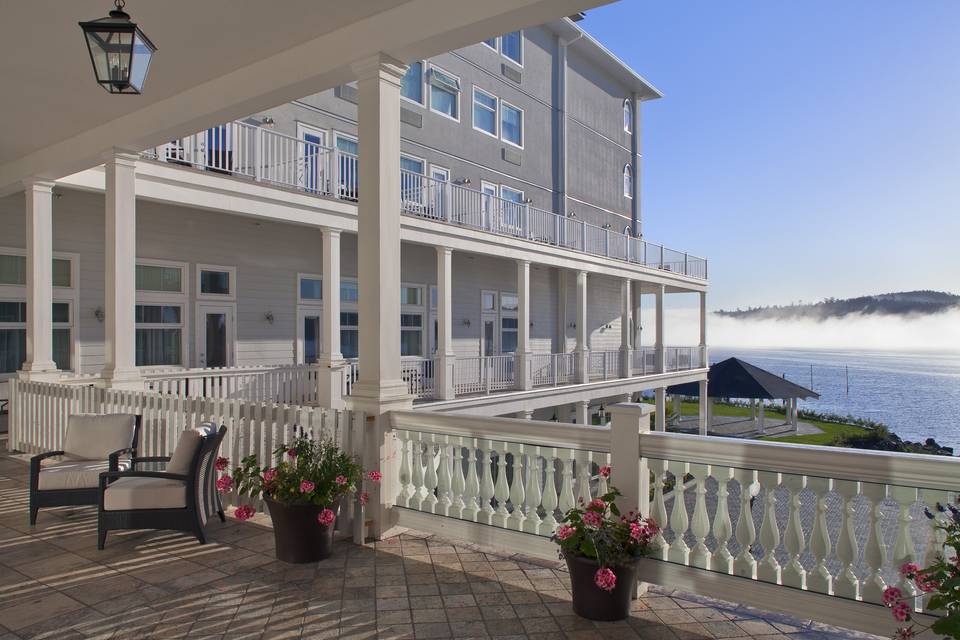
[79,0,157,94]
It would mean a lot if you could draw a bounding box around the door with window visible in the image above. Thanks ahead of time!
[499,186,524,236]
[335,135,359,200]
[430,166,449,220]
[205,124,232,173]
[480,182,497,230]
[480,290,498,357]
[196,304,234,368]
[297,124,327,194]
[297,307,322,364]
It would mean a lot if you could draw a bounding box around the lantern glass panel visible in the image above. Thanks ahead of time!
[129,32,153,92]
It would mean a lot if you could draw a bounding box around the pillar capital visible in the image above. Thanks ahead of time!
[102,148,140,166]
[21,178,55,193]
[351,53,408,85]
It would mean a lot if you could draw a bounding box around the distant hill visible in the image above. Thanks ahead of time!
[716,290,960,321]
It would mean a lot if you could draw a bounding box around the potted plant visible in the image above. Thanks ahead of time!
[218,434,379,563]
[882,501,960,639]
[553,465,659,621]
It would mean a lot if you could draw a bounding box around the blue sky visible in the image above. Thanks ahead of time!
[583,1,960,310]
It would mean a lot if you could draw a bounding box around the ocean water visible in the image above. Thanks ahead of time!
[708,347,960,450]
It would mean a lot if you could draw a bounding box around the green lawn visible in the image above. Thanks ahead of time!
[645,398,870,447]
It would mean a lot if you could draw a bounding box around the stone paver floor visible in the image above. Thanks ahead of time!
[0,449,879,640]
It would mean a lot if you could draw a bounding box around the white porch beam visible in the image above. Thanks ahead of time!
[436,247,456,400]
[18,179,58,379]
[99,151,142,389]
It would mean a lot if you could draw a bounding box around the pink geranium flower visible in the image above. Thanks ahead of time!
[882,586,903,606]
[891,601,912,623]
[335,475,348,486]
[900,562,920,577]
[630,521,645,542]
[234,505,255,521]
[582,511,603,528]
[214,456,229,472]
[359,491,369,506]
[598,465,611,479]
[556,524,576,541]
[262,468,277,483]
[287,448,297,459]
[367,471,382,483]
[215,476,233,493]
[317,508,336,526]
[300,480,315,493]
[594,567,616,592]
[588,498,606,512]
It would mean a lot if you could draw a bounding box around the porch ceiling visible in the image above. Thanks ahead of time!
[0,0,612,194]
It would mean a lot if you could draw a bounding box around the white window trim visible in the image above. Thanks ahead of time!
[623,99,633,134]
[194,302,237,368]
[196,263,237,301]
[400,152,427,175]
[297,272,323,304]
[0,298,27,379]
[400,282,426,358]
[135,301,188,369]
[623,164,634,199]
[136,258,188,302]
[481,38,498,51]
[499,100,524,149]
[499,185,524,203]
[500,30,524,68]
[333,130,358,148]
[400,60,426,108]
[428,64,461,123]
[498,290,519,355]
[296,122,328,146]
[471,86,499,139]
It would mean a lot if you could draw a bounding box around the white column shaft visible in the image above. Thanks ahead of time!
[516,259,532,390]
[698,379,709,435]
[655,387,666,431]
[575,401,590,425]
[575,270,589,382]
[436,247,455,400]
[699,291,708,366]
[20,180,58,376]
[321,228,342,363]
[655,284,665,373]
[620,279,632,377]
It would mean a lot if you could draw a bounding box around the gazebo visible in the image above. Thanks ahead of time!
[667,357,820,435]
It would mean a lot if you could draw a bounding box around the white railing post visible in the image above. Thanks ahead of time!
[254,127,263,182]
[611,403,653,520]
[442,181,452,223]
[332,148,341,200]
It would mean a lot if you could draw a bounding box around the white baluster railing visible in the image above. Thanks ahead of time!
[588,350,621,381]
[143,364,320,406]
[400,357,436,400]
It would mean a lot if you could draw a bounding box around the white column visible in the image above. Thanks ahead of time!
[575,400,590,425]
[620,279,632,378]
[318,228,345,409]
[609,403,653,518]
[516,259,532,390]
[655,283,665,373]
[698,379,709,435]
[655,387,666,431]
[758,401,766,435]
[350,54,412,542]
[517,409,534,420]
[632,281,642,351]
[100,151,142,389]
[555,269,568,353]
[19,180,58,379]
[436,247,455,400]
[699,291,708,367]
[575,270,589,383]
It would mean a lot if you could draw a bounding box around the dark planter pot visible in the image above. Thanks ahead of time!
[565,554,642,621]
[263,496,335,564]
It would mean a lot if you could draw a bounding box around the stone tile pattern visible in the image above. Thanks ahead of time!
[0,448,882,640]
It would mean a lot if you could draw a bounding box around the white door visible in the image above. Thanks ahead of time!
[196,303,235,368]
[480,181,497,229]
[296,306,323,364]
[430,166,449,220]
[297,124,327,193]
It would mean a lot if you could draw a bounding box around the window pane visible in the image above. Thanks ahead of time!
[501,330,517,353]
[52,302,70,323]
[136,328,181,366]
[401,287,422,306]
[482,292,496,311]
[303,316,320,364]
[135,304,181,324]
[500,187,523,203]
[502,31,522,64]
[341,329,359,359]
[430,287,438,308]
[336,137,358,155]
[501,294,518,311]
[0,255,26,285]
[340,311,358,327]
[482,38,497,49]
[300,277,322,300]
[136,264,182,292]
[0,328,26,373]
[400,157,424,175]
[624,100,633,132]
[501,317,518,329]
[52,258,71,287]
[200,270,231,295]
[501,104,522,145]
[431,86,458,118]
[400,330,422,356]
[0,301,26,323]
[401,61,423,103]
[400,313,422,328]
[341,281,358,303]
[53,328,70,370]
[473,91,497,134]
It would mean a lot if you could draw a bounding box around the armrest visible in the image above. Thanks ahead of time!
[98,469,190,485]
[133,456,171,464]
[108,447,137,473]
[30,450,65,472]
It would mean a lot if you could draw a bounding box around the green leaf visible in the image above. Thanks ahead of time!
[581,536,598,559]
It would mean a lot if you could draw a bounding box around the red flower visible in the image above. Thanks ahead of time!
[287,448,297,459]
[359,491,370,506]
[215,476,233,493]
[234,505,255,521]
[214,456,229,472]
[336,475,348,486]
[594,567,616,592]
[300,480,315,493]
[262,468,277,483]
[582,511,603,528]
[367,471,382,483]
[599,465,611,479]
[882,586,903,606]
[317,508,336,526]
[891,601,912,623]
[556,524,576,541]
[588,498,606,512]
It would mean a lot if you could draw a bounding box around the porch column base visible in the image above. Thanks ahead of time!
[318,361,347,410]
[575,401,590,425]
[515,352,533,391]
[576,349,590,384]
[437,354,456,400]
[621,347,632,378]
[98,368,144,390]
[18,365,60,382]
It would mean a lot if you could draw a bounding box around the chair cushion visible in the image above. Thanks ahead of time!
[37,458,130,490]
[63,414,137,460]
[103,476,187,511]
[166,429,203,476]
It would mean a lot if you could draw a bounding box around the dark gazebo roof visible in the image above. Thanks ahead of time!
[667,357,820,400]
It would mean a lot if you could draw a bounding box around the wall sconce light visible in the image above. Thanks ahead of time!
[602,223,612,230]
[568,322,576,329]
[94,307,105,323]
[264,311,274,324]
[568,212,577,219]
[260,116,276,128]
[462,319,471,327]
[523,198,533,204]
[604,323,613,330]
[454,177,471,186]
[529,321,534,328]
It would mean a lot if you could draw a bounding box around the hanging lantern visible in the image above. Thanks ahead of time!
[79,0,157,94]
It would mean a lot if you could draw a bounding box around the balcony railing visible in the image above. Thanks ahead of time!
[144,122,707,280]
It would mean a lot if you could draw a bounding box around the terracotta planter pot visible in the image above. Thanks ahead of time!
[565,554,642,621]
[263,496,335,564]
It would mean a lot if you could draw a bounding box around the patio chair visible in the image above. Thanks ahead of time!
[96,423,227,549]
[29,413,142,525]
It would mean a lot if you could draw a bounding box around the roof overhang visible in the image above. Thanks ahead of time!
[0,0,614,195]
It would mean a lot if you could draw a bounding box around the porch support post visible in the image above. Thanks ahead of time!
[620,279,632,378]
[436,247,455,400]
[318,227,345,409]
[19,180,59,380]
[100,151,142,389]
[699,291,708,367]
[758,400,766,435]
[655,284,665,373]
[632,281,642,352]
[516,259,532,390]
[654,387,666,431]
[350,53,412,541]
[609,403,653,520]
[575,270,589,383]
[698,379,709,435]
[575,400,589,426]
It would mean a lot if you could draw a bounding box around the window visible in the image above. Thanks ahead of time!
[400,155,425,206]
[197,264,235,299]
[340,311,359,359]
[499,186,524,228]
[501,31,523,66]
[623,99,633,134]
[500,317,518,353]
[136,263,183,294]
[501,293,519,312]
[623,164,633,199]
[472,87,498,137]
[341,279,358,303]
[400,313,423,356]
[52,302,71,370]
[429,66,460,120]
[401,286,422,306]
[0,255,72,287]
[299,274,322,302]
[335,134,359,199]
[500,102,523,147]
[135,303,183,366]
[481,291,497,312]
[482,38,497,50]
[401,61,424,105]
[0,301,26,374]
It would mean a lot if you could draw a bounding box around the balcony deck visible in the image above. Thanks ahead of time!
[0,448,877,640]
